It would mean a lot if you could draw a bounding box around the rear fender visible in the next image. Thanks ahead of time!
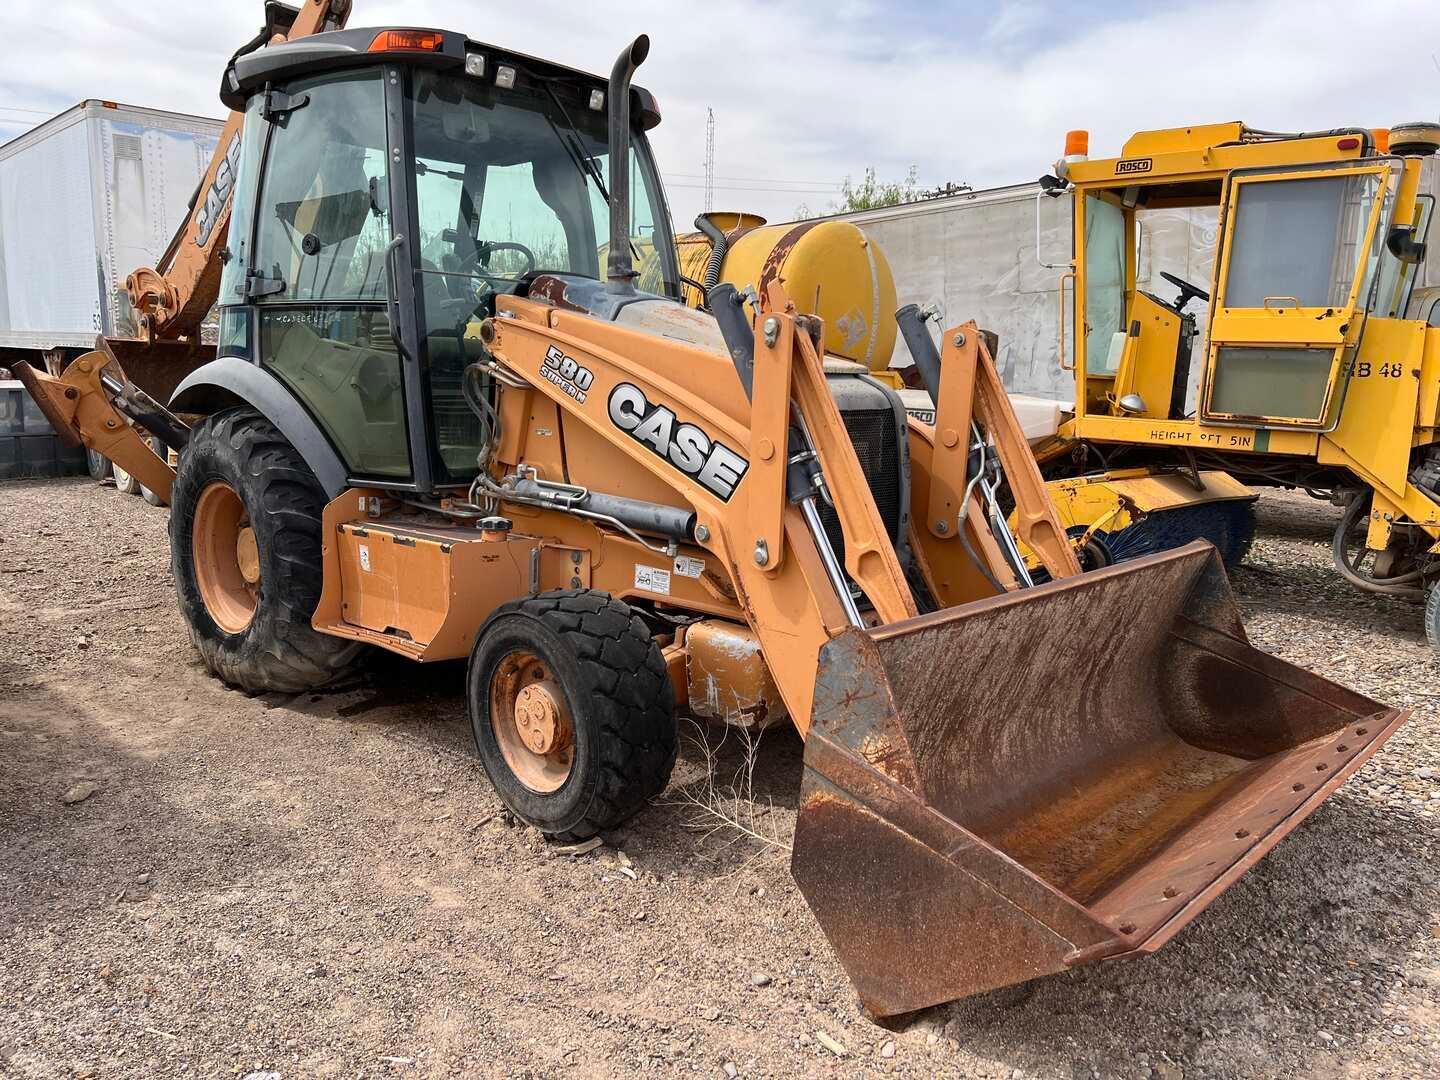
[171,357,347,498]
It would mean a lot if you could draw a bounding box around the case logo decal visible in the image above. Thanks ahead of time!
[195,132,242,248]
[608,383,749,501]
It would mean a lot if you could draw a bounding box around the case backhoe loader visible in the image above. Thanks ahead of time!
[1022,121,1440,648]
[14,16,1407,1018]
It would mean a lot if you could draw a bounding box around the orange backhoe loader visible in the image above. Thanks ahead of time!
[14,10,1406,1018]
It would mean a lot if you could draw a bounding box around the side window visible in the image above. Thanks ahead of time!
[1428,298,1440,328]
[1083,194,1126,375]
[252,72,390,302]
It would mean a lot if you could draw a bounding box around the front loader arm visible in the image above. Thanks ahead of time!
[902,312,1081,588]
[126,0,352,343]
[484,293,875,736]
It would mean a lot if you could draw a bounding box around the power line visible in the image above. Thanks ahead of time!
[0,105,56,116]
[666,171,840,187]
[665,181,842,194]
[703,107,715,213]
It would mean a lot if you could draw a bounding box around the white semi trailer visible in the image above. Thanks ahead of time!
[0,100,223,483]
[0,100,223,372]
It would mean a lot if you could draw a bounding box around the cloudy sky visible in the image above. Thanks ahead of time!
[3,0,1439,228]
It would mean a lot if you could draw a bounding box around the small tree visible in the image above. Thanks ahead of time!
[837,165,919,211]
[795,166,921,218]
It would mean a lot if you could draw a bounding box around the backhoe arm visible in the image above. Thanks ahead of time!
[125,0,352,343]
[13,344,187,504]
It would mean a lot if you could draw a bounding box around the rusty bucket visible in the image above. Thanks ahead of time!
[791,542,1406,1018]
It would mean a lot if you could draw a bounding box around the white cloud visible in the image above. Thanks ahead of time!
[2,0,1437,230]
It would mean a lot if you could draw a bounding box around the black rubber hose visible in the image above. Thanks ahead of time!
[694,215,729,294]
[1331,495,1424,596]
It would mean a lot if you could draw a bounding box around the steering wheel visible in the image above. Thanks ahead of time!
[1160,271,1210,311]
[462,240,538,281]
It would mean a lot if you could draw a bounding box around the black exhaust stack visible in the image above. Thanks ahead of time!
[606,34,649,294]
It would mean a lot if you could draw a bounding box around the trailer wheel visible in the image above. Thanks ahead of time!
[1426,582,1440,653]
[169,407,362,693]
[85,447,111,481]
[140,436,166,506]
[468,590,677,840]
[113,459,140,495]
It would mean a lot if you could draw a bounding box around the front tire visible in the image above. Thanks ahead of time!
[169,407,362,693]
[468,590,677,840]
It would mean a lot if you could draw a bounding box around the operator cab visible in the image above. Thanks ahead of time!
[1059,123,1435,433]
[214,26,681,492]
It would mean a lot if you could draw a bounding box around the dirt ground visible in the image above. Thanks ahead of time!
[1,477,1437,1080]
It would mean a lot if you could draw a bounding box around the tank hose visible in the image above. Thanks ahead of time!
[1331,495,1425,597]
[695,215,729,294]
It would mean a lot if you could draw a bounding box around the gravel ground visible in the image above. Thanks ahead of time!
[1,478,1437,1079]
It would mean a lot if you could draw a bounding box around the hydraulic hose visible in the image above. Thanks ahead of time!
[1331,496,1425,596]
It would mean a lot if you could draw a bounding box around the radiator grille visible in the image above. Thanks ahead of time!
[818,407,904,567]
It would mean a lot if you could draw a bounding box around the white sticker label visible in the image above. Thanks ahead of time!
[358,544,372,573]
[358,495,366,511]
[634,565,671,595]
[673,555,704,579]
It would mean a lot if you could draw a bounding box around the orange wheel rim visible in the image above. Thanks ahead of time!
[193,481,258,634]
[490,650,574,793]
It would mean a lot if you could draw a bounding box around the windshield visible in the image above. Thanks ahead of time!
[408,67,676,482]
[409,68,674,302]
[1222,170,1385,310]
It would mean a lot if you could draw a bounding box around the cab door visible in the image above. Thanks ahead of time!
[1201,161,1397,429]
[237,68,414,482]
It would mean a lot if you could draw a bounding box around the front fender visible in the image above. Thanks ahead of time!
[171,356,348,498]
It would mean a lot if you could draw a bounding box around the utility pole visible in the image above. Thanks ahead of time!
[704,108,715,213]
[921,181,972,200]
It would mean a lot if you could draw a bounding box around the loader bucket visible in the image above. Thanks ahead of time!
[792,542,1406,1018]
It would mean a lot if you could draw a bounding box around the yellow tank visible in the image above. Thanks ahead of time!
[676,212,898,375]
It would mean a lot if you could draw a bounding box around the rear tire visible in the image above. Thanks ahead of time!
[169,407,362,693]
[85,447,111,481]
[468,590,677,840]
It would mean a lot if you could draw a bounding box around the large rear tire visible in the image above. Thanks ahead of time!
[169,407,362,693]
[468,590,677,841]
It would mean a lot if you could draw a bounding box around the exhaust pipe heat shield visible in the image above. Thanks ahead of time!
[792,542,1405,1018]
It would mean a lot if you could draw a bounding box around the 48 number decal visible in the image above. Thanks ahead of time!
[1347,360,1405,379]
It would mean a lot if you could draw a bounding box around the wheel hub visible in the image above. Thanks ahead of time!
[192,481,259,634]
[491,654,575,793]
[236,527,260,585]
